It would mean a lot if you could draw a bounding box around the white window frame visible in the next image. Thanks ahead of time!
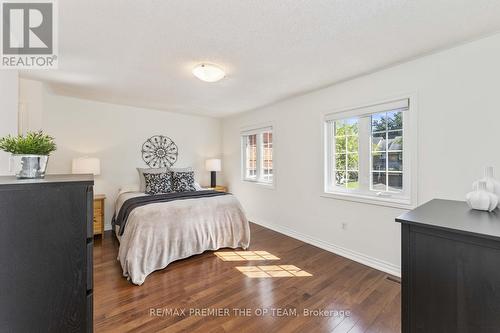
[241,124,274,187]
[322,95,417,209]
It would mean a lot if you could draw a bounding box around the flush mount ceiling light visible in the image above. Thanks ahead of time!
[192,63,226,82]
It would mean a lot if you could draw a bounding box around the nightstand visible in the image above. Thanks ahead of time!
[206,185,228,193]
[93,194,106,238]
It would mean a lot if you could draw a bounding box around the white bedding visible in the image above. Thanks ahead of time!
[114,191,250,285]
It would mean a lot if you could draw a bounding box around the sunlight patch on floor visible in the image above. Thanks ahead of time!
[215,251,280,261]
[236,265,313,278]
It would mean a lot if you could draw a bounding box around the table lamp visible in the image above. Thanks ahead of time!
[205,159,221,188]
[72,157,101,176]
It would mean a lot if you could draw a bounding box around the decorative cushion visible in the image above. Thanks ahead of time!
[137,167,169,192]
[143,172,173,195]
[172,171,196,192]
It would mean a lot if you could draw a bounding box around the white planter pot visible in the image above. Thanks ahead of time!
[466,180,498,212]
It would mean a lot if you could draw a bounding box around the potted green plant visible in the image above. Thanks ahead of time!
[0,131,57,179]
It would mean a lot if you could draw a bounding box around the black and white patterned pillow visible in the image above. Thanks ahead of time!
[144,172,173,195]
[137,167,169,192]
[172,171,196,192]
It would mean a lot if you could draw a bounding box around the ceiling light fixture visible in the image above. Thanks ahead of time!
[192,63,225,82]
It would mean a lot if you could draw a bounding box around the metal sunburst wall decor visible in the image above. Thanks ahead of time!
[141,135,178,168]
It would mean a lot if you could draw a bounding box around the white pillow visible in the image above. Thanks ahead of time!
[137,167,169,192]
[118,184,140,196]
[171,167,193,172]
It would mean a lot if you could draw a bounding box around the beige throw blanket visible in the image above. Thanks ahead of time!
[116,192,250,285]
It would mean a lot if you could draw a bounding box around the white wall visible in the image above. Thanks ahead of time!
[34,87,222,229]
[0,71,19,175]
[19,78,43,133]
[222,33,500,275]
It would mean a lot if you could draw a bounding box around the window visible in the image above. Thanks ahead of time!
[244,134,257,179]
[371,111,403,192]
[333,118,359,190]
[262,132,273,183]
[242,126,273,185]
[324,98,414,207]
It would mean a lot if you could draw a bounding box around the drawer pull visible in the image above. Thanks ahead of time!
[86,189,93,238]
[86,242,93,291]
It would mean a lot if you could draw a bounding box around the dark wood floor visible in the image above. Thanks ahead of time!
[94,223,400,332]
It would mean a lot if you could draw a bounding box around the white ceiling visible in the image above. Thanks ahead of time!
[22,0,500,117]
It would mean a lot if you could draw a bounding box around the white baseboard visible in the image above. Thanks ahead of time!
[250,218,401,277]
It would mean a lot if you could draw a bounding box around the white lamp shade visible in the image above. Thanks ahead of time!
[72,157,101,175]
[205,159,221,172]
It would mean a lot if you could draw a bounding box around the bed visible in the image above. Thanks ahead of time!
[112,189,250,285]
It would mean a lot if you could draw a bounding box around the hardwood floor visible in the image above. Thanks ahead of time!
[94,223,400,332]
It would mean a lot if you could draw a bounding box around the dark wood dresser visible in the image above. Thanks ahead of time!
[0,174,94,332]
[397,199,500,333]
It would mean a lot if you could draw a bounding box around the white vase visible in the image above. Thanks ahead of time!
[472,166,500,198]
[466,180,498,212]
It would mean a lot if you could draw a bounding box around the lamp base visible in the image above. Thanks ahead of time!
[210,171,217,188]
